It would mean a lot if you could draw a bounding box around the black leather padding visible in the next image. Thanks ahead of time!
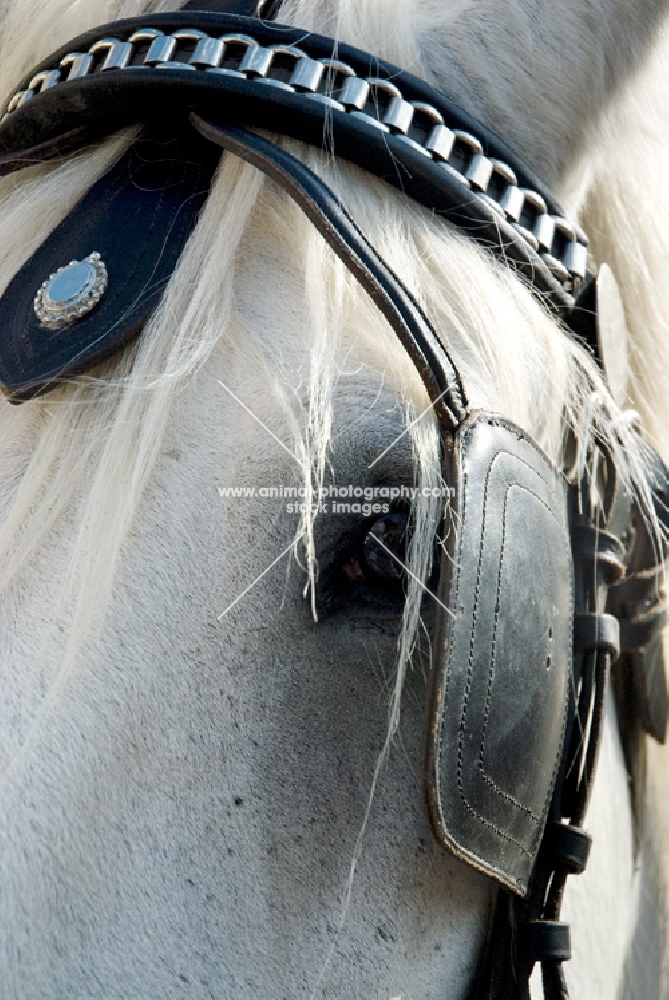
[424,413,573,896]
[0,122,221,400]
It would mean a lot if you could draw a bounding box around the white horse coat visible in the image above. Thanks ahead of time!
[0,1,668,997]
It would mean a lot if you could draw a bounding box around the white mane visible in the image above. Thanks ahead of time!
[0,0,668,996]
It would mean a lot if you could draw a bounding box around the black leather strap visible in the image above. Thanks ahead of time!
[0,14,560,206]
[543,824,591,876]
[525,922,571,964]
[564,276,599,359]
[0,122,221,400]
[573,613,621,659]
[607,447,669,744]
[190,116,468,427]
[569,526,625,582]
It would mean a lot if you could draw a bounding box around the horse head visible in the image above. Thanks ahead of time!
[0,2,668,997]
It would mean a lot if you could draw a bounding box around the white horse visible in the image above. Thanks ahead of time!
[0,0,668,997]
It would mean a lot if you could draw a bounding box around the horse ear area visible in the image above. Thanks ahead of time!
[0,122,221,402]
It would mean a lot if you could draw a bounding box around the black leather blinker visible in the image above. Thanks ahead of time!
[424,413,573,896]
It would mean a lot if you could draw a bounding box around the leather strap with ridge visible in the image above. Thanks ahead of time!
[190,115,468,427]
[0,2,598,400]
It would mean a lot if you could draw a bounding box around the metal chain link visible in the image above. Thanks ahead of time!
[1,26,588,290]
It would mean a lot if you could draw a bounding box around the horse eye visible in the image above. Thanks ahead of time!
[363,513,407,582]
[342,512,408,585]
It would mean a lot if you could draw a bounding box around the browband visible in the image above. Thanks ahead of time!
[0,6,596,400]
[0,9,588,303]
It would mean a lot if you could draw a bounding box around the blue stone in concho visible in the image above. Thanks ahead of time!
[44,261,96,308]
[34,252,108,330]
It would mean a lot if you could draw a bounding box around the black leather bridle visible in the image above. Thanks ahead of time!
[0,3,667,998]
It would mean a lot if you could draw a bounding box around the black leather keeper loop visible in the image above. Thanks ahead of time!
[574,612,620,658]
[545,823,592,875]
[525,921,571,964]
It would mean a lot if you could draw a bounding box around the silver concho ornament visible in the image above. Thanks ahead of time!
[34,253,108,330]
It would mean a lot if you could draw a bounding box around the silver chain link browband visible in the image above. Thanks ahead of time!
[0,12,589,321]
[1,26,588,293]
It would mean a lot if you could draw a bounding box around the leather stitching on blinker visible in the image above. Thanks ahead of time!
[455,448,536,856]
[477,481,553,822]
[436,432,532,862]
[436,418,572,864]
